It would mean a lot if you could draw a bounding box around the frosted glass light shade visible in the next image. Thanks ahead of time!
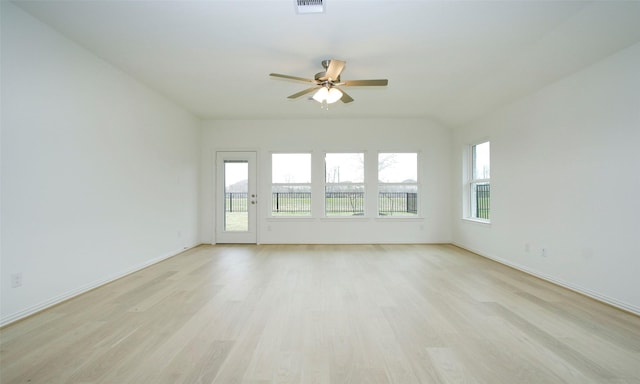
[312,87,328,103]
[326,88,343,103]
[312,87,343,104]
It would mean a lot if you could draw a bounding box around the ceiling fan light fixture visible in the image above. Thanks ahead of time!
[270,58,388,105]
[313,87,342,104]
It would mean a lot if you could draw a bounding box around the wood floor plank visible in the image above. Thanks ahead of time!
[1,244,639,384]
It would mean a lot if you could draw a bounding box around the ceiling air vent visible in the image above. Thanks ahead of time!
[296,0,325,14]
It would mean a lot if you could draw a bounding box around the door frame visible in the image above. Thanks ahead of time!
[215,151,258,244]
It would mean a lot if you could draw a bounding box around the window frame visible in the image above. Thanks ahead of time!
[465,141,491,223]
[324,152,366,217]
[377,152,420,217]
[270,152,312,218]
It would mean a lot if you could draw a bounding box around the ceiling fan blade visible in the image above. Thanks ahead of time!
[270,73,317,83]
[342,79,388,86]
[336,87,354,103]
[323,59,346,81]
[287,87,320,99]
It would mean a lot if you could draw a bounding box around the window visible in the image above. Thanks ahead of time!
[224,161,249,231]
[271,153,311,216]
[378,153,418,216]
[469,141,490,221]
[325,153,364,216]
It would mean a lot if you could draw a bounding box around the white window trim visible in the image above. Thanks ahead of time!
[462,216,491,225]
[464,141,491,223]
[268,150,424,220]
[377,151,420,218]
[269,152,312,218]
[324,151,366,217]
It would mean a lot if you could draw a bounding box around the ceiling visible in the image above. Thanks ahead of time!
[12,0,640,127]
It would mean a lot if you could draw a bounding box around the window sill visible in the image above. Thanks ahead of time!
[267,216,424,222]
[266,217,315,222]
[320,216,371,222]
[375,216,423,222]
[462,217,491,225]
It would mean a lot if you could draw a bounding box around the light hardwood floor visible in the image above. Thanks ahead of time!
[1,244,639,383]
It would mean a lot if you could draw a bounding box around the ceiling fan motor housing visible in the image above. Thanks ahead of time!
[315,71,340,83]
[316,60,341,83]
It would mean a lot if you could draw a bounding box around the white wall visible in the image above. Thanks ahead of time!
[200,119,451,244]
[452,42,640,314]
[1,3,201,325]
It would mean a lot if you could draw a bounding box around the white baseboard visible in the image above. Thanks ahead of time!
[452,242,640,316]
[0,244,200,327]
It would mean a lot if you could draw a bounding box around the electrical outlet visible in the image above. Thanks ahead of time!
[11,273,23,288]
[524,243,531,253]
[541,248,548,257]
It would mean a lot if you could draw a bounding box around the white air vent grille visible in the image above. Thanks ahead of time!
[296,0,324,14]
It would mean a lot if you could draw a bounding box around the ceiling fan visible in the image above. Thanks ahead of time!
[269,59,388,105]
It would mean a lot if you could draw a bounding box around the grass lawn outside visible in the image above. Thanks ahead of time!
[225,212,248,232]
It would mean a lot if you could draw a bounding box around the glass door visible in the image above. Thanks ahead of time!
[215,152,257,243]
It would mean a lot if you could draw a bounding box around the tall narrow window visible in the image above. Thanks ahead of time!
[271,153,311,216]
[325,153,364,216]
[469,141,490,220]
[378,153,418,216]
